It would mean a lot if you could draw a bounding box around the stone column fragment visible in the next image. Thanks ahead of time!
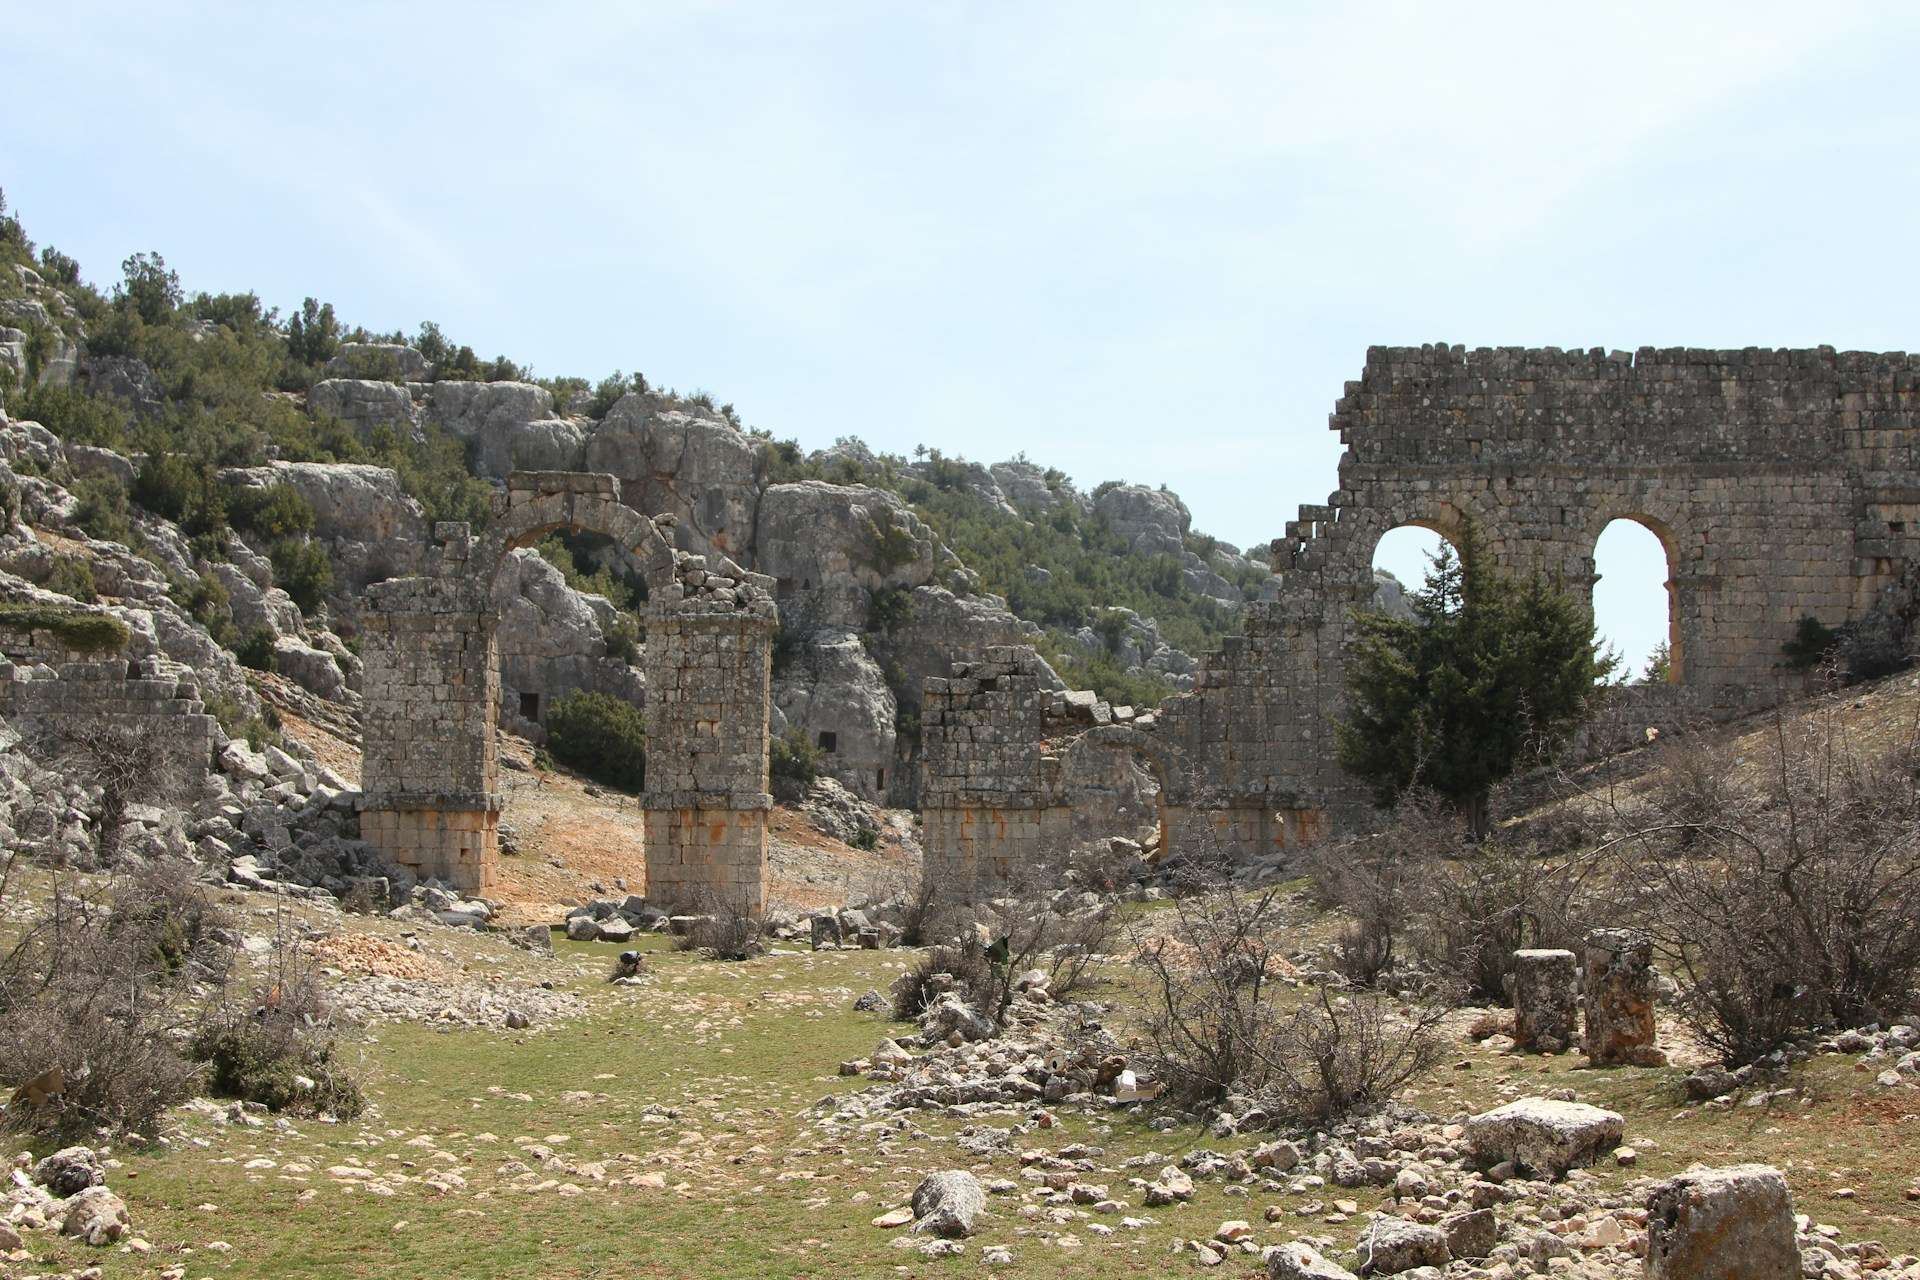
[1645,1164,1798,1280]
[1583,928,1665,1066]
[1511,948,1578,1053]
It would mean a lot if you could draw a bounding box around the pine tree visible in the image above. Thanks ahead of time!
[1337,524,1612,836]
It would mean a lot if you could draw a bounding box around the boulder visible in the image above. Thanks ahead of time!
[565,915,599,942]
[59,1186,130,1245]
[1352,1217,1449,1275]
[1268,1241,1359,1280]
[273,637,348,701]
[756,481,937,600]
[76,355,165,419]
[910,1170,985,1238]
[584,394,761,561]
[308,378,416,433]
[1511,948,1578,1053]
[33,1145,104,1196]
[325,342,432,382]
[1441,1208,1497,1260]
[1466,1098,1625,1179]
[1093,483,1190,557]
[1645,1164,1798,1280]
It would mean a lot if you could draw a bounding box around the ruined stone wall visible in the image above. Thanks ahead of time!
[0,634,218,771]
[359,473,777,908]
[922,346,1920,890]
[1269,344,1920,820]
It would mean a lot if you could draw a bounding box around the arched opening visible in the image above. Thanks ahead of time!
[1593,518,1679,684]
[1368,524,1461,616]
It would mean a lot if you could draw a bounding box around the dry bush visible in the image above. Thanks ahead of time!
[190,918,363,1119]
[27,719,191,866]
[669,893,766,961]
[892,933,997,1022]
[0,862,231,1140]
[1310,792,1611,1002]
[1132,861,1449,1121]
[897,872,944,948]
[1611,709,1920,1064]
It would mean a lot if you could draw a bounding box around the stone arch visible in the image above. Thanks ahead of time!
[1058,724,1194,806]
[359,472,777,912]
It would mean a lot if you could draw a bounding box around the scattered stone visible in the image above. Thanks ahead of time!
[1465,1098,1626,1179]
[32,1145,104,1196]
[1645,1164,1798,1280]
[60,1187,131,1246]
[1268,1241,1360,1280]
[911,1170,985,1238]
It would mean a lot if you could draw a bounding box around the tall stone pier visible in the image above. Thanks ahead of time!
[360,474,776,909]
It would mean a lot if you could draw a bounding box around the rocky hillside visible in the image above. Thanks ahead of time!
[0,191,1414,809]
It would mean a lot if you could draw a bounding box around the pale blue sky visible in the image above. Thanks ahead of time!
[7,3,1918,673]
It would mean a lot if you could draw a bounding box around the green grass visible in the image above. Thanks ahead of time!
[12,923,1920,1279]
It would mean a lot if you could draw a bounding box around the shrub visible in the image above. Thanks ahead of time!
[43,553,98,603]
[234,626,278,672]
[10,382,128,448]
[0,602,129,653]
[604,613,640,664]
[545,690,646,793]
[227,483,314,541]
[669,894,765,961]
[892,934,998,1021]
[769,725,820,798]
[1615,710,1920,1064]
[27,719,192,865]
[132,453,226,534]
[0,864,228,1141]
[190,934,363,1119]
[72,474,134,543]
[269,537,332,614]
[1132,864,1448,1120]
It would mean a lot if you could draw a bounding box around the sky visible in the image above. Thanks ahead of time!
[7,2,1919,674]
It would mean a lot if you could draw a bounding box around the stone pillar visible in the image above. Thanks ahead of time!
[641,598,774,914]
[358,570,500,895]
[1583,928,1664,1066]
[1645,1165,1798,1280]
[1511,949,1579,1053]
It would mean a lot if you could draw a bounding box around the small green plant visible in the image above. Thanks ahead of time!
[234,626,278,672]
[769,725,821,792]
[43,553,98,603]
[269,538,332,614]
[227,482,315,541]
[1782,615,1838,669]
[545,690,647,793]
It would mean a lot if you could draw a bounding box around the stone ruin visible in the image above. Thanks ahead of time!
[0,617,218,767]
[358,472,777,910]
[922,345,1920,889]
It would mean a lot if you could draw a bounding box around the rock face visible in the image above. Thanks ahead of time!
[225,461,429,591]
[1511,948,1578,1053]
[425,380,581,478]
[584,392,762,560]
[76,355,165,419]
[491,549,644,737]
[1645,1164,1798,1280]
[325,341,432,381]
[773,628,896,802]
[309,378,417,433]
[1465,1098,1626,1179]
[1094,483,1190,557]
[756,482,936,607]
[910,1170,985,1238]
[1583,927,1663,1066]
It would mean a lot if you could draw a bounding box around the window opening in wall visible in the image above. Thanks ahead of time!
[519,690,540,721]
[1593,518,1678,684]
[875,767,886,791]
[818,730,837,753]
[1368,525,1459,615]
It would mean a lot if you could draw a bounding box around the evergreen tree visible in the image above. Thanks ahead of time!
[1337,524,1612,836]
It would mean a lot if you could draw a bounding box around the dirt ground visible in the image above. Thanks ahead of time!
[265,686,919,924]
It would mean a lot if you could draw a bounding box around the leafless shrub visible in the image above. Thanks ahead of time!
[1132,859,1449,1121]
[897,872,943,948]
[670,893,766,961]
[191,915,364,1119]
[1607,707,1920,1064]
[28,719,191,866]
[0,861,230,1140]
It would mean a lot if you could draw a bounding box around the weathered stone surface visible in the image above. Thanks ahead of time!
[309,378,416,433]
[1094,483,1191,557]
[59,1186,130,1245]
[1441,1208,1497,1260]
[1512,948,1579,1053]
[773,628,895,802]
[584,393,761,560]
[1584,927,1663,1066]
[910,1169,985,1238]
[33,1146,104,1196]
[1352,1217,1448,1275]
[1645,1164,1798,1280]
[1268,1241,1359,1280]
[1465,1098,1625,1179]
[325,341,432,381]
